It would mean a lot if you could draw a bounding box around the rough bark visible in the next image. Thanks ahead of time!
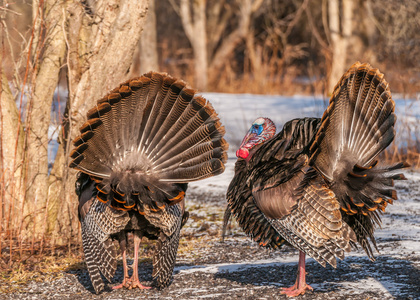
[139,0,159,74]
[0,72,25,241]
[23,0,67,240]
[178,0,208,90]
[47,0,150,244]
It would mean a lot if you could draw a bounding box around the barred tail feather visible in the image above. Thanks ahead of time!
[309,62,409,258]
[69,72,228,209]
[310,62,396,180]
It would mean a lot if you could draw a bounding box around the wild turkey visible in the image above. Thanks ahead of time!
[70,72,228,293]
[224,62,408,297]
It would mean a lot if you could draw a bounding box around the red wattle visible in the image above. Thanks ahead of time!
[236,148,249,159]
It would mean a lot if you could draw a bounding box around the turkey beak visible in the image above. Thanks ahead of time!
[236,132,258,159]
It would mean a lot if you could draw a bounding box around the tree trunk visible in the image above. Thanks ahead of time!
[328,0,353,92]
[47,0,150,244]
[178,0,208,90]
[349,0,378,65]
[0,72,25,246]
[192,0,207,90]
[23,0,67,240]
[139,0,159,74]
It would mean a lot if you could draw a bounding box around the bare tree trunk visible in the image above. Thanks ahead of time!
[23,0,67,240]
[176,0,208,90]
[0,72,24,246]
[139,0,158,74]
[328,0,353,92]
[206,1,232,57]
[47,0,150,244]
[209,0,251,74]
[170,0,262,90]
[192,0,207,90]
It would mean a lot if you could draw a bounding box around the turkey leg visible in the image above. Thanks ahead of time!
[128,233,151,289]
[113,234,130,289]
[113,233,151,290]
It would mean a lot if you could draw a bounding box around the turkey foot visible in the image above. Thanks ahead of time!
[128,278,151,290]
[280,251,313,297]
[112,277,151,290]
[112,277,131,290]
[113,234,151,290]
[280,282,313,297]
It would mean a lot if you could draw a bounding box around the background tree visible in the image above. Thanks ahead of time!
[135,0,159,76]
[168,0,263,91]
[0,0,150,258]
[48,0,150,244]
[169,0,208,90]
[327,0,353,92]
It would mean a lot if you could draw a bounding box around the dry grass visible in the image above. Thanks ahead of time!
[0,245,84,293]
[0,235,221,294]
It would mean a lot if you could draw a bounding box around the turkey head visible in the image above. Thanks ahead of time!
[236,117,276,160]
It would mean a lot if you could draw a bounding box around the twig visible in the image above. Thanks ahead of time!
[0,5,22,16]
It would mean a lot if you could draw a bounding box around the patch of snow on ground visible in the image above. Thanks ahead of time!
[338,277,395,297]
[175,257,298,275]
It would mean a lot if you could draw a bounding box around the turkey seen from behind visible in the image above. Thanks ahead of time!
[224,62,409,297]
[70,72,228,293]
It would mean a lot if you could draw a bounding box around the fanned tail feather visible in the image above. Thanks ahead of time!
[310,62,396,176]
[309,62,409,258]
[69,72,228,210]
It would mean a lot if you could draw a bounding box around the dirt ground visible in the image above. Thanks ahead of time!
[2,169,420,300]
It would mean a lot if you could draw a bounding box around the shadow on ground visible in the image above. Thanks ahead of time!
[213,255,420,299]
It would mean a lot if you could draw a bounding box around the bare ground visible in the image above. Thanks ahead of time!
[2,170,420,300]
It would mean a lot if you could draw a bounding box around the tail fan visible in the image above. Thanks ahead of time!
[309,62,409,258]
[310,62,396,175]
[69,72,228,211]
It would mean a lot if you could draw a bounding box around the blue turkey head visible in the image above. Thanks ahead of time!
[236,117,276,159]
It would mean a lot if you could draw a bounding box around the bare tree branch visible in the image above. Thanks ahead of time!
[305,0,330,51]
[179,0,194,42]
[176,0,207,89]
[209,0,255,76]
